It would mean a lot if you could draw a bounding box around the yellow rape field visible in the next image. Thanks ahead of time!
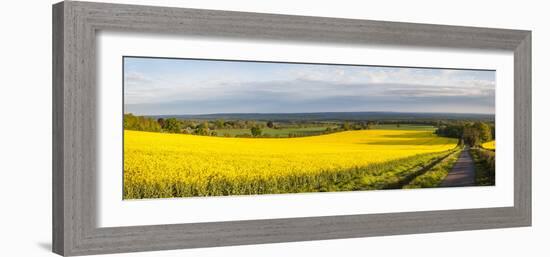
[124,129,457,199]
[482,140,495,150]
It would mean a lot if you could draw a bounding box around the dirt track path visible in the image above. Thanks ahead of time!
[439,148,476,187]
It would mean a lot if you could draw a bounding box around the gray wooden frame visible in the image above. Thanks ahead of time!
[52,1,531,256]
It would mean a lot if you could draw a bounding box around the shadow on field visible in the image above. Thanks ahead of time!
[361,138,446,146]
[373,132,430,139]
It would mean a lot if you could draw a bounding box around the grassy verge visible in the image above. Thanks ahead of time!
[332,148,460,192]
[403,147,462,189]
[470,147,495,186]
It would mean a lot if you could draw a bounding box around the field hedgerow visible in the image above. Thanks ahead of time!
[123,129,458,199]
[470,147,496,186]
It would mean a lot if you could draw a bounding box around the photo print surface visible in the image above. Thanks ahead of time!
[123,57,496,200]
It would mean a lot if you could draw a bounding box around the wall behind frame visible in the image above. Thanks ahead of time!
[0,0,547,256]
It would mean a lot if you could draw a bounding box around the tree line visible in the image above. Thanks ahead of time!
[124,114,272,136]
[435,121,494,146]
[123,114,382,137]
[124,113,495,143]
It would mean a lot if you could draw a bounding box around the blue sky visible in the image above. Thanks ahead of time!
[124,57,495,115]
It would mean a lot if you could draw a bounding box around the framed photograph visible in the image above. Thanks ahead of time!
[52,1,531,256]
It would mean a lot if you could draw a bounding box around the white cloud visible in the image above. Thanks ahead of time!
[124,61,495,114]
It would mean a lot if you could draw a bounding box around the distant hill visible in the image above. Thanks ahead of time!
[148,112,494,122]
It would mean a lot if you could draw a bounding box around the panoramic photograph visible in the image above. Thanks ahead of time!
[123,57,496,200]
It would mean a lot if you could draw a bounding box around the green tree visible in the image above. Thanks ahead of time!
[123,113,137,129]
[214,119,225,129]
[157,118,165,128]
[194,121,210,135]
[163,118,181,133]
[463,125,481,146]
[250,126,262,137]
[123,113,161,132]
[474,122,493,142]
[266,121,274,128]
[342,122,351,130]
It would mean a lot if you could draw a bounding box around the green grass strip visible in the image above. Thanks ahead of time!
[349,148,460,191]
[403,147,463,189]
